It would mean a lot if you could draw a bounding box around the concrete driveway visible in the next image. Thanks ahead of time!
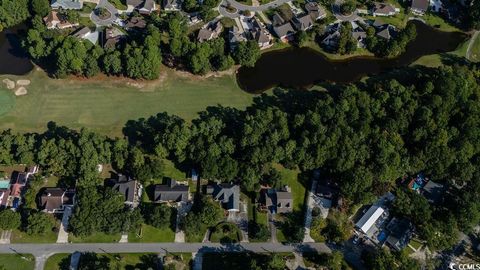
[56,207,72,244]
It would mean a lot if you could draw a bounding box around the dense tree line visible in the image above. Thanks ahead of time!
[366,23,417,57]
[0,64,479,250]
[0,0,29,31]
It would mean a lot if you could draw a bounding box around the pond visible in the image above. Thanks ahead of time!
[237,21,468,93]
[0,26,34,76]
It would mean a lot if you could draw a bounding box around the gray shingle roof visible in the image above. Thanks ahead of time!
[207,183,240,211]
[273,22,295,38]
[411,0,429,12]
[154,181,189,203]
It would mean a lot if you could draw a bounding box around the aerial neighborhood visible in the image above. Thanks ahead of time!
[0,0,479,268]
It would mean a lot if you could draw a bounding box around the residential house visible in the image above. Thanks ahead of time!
[315,179,340,218]
[108,175,143,208]
[163,0,182,11]
[38,188,76,213]
[352,29,367,48]
[421,180,445,204]
[273,22,295,42]
[72,27,92,39]
[229,26,247,51]
[197,21,223,42]
[261,186,293,214]
[51,0,83,10]
[355,205,387,238]
[154,179,189,203]
[249,17,273,49]
[371,2,399,16]
[0,180,11,208]
[204,183,240,212]
[102,27,126,49]
[292,14,314,31]
[127,0,157,14]
[411,0,429,15]
[272,12,286,26]
[191,168,199,182]
[43,11,79,29]
[187,13,201,25]
[321,23,341,49]
[385,218,413,251]
[304,2,326,21]
[372,22,397,40]
[125,16,147,30]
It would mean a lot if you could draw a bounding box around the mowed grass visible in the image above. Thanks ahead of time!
[128,224,175,243]
[273,164,307,211]
[0,254,35,270]
[44,253,70,270]
[11,229,58,243]
[0,68,256,136]
[69,232,121,243]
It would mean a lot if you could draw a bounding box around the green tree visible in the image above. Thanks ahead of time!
[233,40,261,67]
[31,0,50,17]
[26,212,54,235]
[0,210,21,230]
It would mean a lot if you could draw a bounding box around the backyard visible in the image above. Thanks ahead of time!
[0,254,35,270]
[0,68,256,136]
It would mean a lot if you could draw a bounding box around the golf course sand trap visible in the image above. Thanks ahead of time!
[14,87,27,96]
[2,79,15,89]
[16,79,31,86]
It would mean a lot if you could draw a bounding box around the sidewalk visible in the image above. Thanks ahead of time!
[0,230,11,244]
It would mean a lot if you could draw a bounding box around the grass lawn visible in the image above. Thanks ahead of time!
[469,33,480,62]
[203,253,289,269]
[409,238,423,250]
[128,224,175,242]
[0,254,35,270]
[11,226,58,243]
[422,13,461,32]
[412,37,469,67]
[273,164,307,211]
[78,16,95,28]
[108,0,127,10]
[276,227,287,242]
[69,232,121,243]
[0,68,257,136]
[44,254,70,270]
[210,222,241,243]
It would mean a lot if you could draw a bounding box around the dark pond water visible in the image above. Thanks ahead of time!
[0,26,34,75]
[237,21,468,93]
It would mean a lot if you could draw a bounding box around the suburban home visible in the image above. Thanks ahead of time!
[355,205,388,238]
[51,0,83,10]
[10,171,29,198]
[315,176,341,218]
[292,14,314,31]
[421,180,445,204]
[197,21,223,42]
[154,179,189,203]
[371,2,399,16]
[125,16,147,30]
[127,0,157,14]
[385,218,413,251]
[107,175,143,208]
[204,183,240,212]
[0,180,11,207]
[352,29,367,48]
[376,25,396,40]
[191,168,199,182]
[38,188,76,213]
[72,27,92,39]
[304,2,326,21]
[102,27,126,49]
[229,26,247,51]
[260,186,293,214]
[272,12,286,26]
[249,17,273,49]
[411,0,429,15]
[162,0,182,11]
[273,22,295,42]
[43,11,79,29]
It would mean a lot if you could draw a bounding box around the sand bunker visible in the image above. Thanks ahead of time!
[14,87,27,96]
[16,79,31,86]
[2,79,15,90]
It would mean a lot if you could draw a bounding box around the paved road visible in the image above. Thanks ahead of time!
[219,0,292,18]
[3,242,331,269]
[90,0,118,26]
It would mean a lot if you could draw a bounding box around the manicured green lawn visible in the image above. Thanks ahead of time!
[410,238,423,250]
[412,37,469,67]
[0,68,256,136]
[422,13,461,32]
[69,232,121,243]
[163,159,186,180]
[128,224,175,242]
[108,0,127,10]
[0,254,35,270]
[273,164,307,211]
[276,227,287,242]
[44,253,70,270]
[11,229,58,243]
[210,222,241,243]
